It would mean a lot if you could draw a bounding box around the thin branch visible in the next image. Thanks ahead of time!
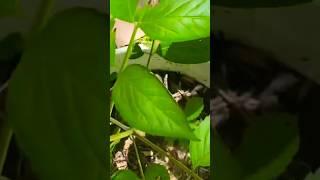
[132,136,145,180]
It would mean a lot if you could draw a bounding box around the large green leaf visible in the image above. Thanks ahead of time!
[111,0,138,22]
[112,64,197,140]
[214,0,311,8]
[111,170,140,180]
[145,164,170,180]
[189,116,210,169]
[235,113,299,179]
[137,0,210,42]
[212,130,243,179]
[158,38,210,64]
[7,8,107,180]
[0,0,20,17]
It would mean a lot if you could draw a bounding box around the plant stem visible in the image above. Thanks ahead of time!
[135,133,203,180]
[132,136,145,180]
[110,117,130,131]
[110,129,133,142]
[119,23,139,72]
[146,40,155,68]
[110,118,202,180]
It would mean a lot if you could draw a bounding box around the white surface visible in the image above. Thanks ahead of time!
[112,45,210,88]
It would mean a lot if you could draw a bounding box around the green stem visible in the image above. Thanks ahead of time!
[146,40,155,68]
[110,118,202,180]
[110,117,130,131]
[110,129,133,142]
[135,133,202,180]
[119,23,139,72]
[132,136,145,180]
[110,24,139,117]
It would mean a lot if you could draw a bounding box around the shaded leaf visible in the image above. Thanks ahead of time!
[158,38,209,64]
[190,116,210,168]
[145,164,170,180]
[112,64,197,140]
[111,170,140,180]
[137,0,210,42]
[235,113,299,179]
[0,0,20,17]
[111,0,138,22]
[184,97,204,121]
[212,130,243,179]
[129,43,144,59]
[7,8,107,180]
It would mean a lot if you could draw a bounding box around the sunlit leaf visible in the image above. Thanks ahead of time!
[111,0,138,22]
[137,0,210,42]
[112,64,197,140]
[190,116,210,168]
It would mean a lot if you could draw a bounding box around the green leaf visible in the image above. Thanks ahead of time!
[112,64,197,140]
[7,8,107,180]
[213,130,243,179]
[137,0,210,42]
[129,43,144,59]
[235,113,299,179]
[158,38,209,64]
[0,0,20,17]
[111,170,140,180]
[184,97,204,121]
[214,0,311,8]
[189,116,210,169]
[111,0,138,22]
[110,19,116,67]
[145,164,170,180]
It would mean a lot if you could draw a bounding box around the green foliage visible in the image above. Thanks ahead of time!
[0,0,20,17]
[184,97,204,121]
[213,113,300,179]
[7,8,107,180]
[145,164,170,180]
[111,170,140,180]
[129,43,144,59]
[110,0,138,22]
[236,113,299,179]
[137,0,210,42]
[158,38,210,64]
[189,116,210,169]
[112,64,197,140]
[212,131,243,179]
